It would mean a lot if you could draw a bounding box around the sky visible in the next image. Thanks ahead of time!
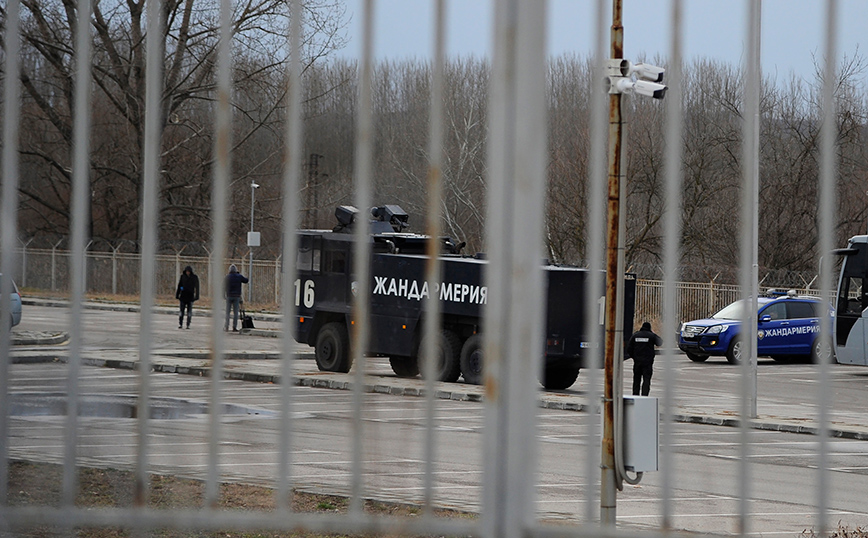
[337,0,868,84]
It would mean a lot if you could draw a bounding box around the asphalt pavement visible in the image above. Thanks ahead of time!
[11,296,868,442]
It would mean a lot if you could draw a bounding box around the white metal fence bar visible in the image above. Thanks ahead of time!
[277,0,304,511]
[134,0,165,513]
[482,2,547,537]
[350,0,375,517]
[581,0,608,523]
[660,0,684,529]
[420,0,447,516]
[206,0,234,509]
[0,0,22,513]
[737,0,762,533]
[63,0,95,517]
[816,1,840,534]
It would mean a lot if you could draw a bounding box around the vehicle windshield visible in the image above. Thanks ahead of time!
[713,300,746,320]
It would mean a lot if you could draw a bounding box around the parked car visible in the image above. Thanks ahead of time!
[678,291,831,364]
[1,274,22,329]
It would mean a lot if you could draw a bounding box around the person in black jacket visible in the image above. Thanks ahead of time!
[224,264,249,331]
[626,321,662,396]
[175,265,200,329]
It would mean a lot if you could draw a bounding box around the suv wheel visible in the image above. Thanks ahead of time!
[726,338,743,365]
[812,338,833,364]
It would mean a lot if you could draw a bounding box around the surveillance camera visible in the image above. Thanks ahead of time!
[606,58,632,77]
[632,79,667,99]
[251,182,260,189]
[605,76,634,95]
[631,62,665,83]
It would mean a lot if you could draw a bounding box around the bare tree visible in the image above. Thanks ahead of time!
[4,0,348,248]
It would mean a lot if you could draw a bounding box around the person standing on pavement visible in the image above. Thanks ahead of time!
[175,265,200,329]
[626,321,662,396]
[224,264,249,332]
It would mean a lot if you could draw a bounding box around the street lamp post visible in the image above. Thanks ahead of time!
[248,181,260,302]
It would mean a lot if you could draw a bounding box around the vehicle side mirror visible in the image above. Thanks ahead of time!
[759,315,772,323]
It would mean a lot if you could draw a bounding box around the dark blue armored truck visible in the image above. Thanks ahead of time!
[293,205,636,391]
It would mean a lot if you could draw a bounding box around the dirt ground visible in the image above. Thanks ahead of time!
[6,460,473,538]
[8,461,868,537]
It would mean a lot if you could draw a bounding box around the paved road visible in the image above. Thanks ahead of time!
[8,303,868,535]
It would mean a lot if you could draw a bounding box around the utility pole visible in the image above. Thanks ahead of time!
[248,180,259,302]
[601,0,624,526]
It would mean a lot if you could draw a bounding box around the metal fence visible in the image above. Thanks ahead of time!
[0,1,844,538]
[15,247,284,306]
[12,245,824,323]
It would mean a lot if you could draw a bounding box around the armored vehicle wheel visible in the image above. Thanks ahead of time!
[726,338,742,365]
[418,330,462,383]
[686,351,709,362]
[459,334,484,385]
[542,365,580,390]
[315,322,351,373]
[389,355,420,377]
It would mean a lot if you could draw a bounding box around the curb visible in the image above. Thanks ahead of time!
[11,332,69,346]
[672,413,868,441]
[16,352,867,441]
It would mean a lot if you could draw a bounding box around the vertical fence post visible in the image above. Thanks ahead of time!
[112,245,119,295]
[84,240,93,295]
[19,237,33,287]
[709,278,715,313]
[203,246,211,302]
[20,239,25,287]
[274,255,281,306]
[51,239,64,291]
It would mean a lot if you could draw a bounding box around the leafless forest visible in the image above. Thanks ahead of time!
[5,0,868,282]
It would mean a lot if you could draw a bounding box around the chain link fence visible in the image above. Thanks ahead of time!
[14,247,283,307]
[13,245,823,322]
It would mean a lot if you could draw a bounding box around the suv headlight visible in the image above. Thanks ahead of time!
[704,324,728,335]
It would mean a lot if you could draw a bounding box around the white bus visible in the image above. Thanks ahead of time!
[835,235,868,365]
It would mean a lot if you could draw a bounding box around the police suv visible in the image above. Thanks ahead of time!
[678,291,831,364]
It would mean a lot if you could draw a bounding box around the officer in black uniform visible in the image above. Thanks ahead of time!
[626,321,662,396]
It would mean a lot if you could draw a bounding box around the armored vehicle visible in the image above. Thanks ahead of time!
[293,205,635,390]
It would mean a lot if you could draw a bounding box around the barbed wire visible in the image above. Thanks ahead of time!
[627,263,822,288]
[15,235,283,258]
[16,235,825,289]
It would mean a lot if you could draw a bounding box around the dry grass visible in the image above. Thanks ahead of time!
[7,460,473,538]
[801,524,868,537]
